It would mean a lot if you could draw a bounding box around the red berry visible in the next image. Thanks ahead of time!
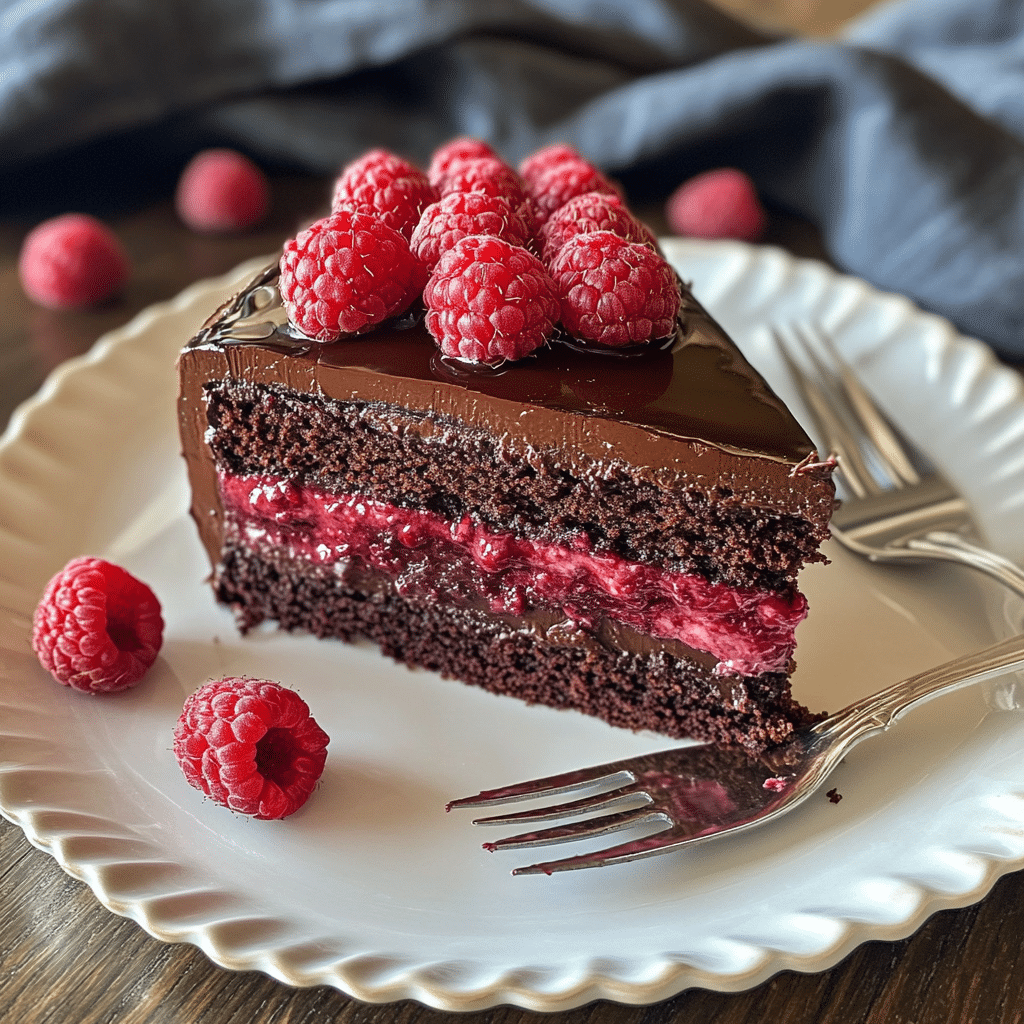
[18,214,130,308]
[173,677,329,820]
[175,149,271,233]
[438,154,524,200]
[548,231,681,347]
[438,155,538,237]
[331,148,437,239]
[518,143,585,186]
[279,209,427,342]
[31,557,163,693]
[424,235,559,364]
[526,159,621,226]
[665,168,767,241]
[428,137,496,188]
[410,191,533,272]
[539,191,656,262]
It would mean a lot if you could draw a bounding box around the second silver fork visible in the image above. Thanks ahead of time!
[773,325,1024,601]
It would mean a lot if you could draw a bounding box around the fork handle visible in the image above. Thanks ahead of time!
[904,531,1024,601]
[818,631,1024,745]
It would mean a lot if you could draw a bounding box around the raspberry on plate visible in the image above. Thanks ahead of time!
[173,677,329,820]
[331,148,437,240]
[427,137,497,189]
[175,148,271,234]
[18,213,130,309]
[665,168,767,241]
[31,557,163,693]
[526,159,621,226]
[279,209,427,341]
[539,191,657,262]
[410,191,533,272]
[548,230,681,347]
[424,234,559,364]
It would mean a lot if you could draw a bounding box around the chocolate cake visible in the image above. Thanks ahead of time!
[177,263,835,751]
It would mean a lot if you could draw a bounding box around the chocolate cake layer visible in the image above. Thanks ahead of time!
[206,379,822,591]
[215,539,819,751]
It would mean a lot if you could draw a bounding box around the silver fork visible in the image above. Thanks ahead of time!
[773,325,1024,600]
[448,632,1024,874]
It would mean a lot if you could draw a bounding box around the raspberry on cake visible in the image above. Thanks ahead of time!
[539,191,657,262]
[423,235,559,363]
[518,143,587,186]
[278,208,426,341]
[176,141,836,752]
[428,137,498,189]
[525,158,621,226]
[410,191,533,272]
[32,557,164,693]
[173,677,329,819]
[437,155,523,203]
[332,148,438,240]
[547,231,681,347]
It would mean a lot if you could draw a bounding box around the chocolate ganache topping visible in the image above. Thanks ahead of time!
[188,263,823,458]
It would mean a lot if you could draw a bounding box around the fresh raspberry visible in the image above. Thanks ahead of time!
[410,191,533,272]
[439,155,538,234]
[173,677,329,820]
[665,168,767,241]
[331,148,437,239]
[18,214,130,309]
[539,191,657,262]
[428,137,496,188]
[424,234,559,364]
[31,557,163,693]
[438,154,523,198]
[518,143,585,186]
[526,159,621,226]
[548,231,680,347]
[279,209,427,341]
[175,148,271,233]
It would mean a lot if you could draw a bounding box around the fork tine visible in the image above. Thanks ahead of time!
[446,762,635,811]
[481,806,670,853]
[786,327,904,493]
[511,826,691,875]
[772,329,877,498]
[470,785,650,826]
[808,326,921,487]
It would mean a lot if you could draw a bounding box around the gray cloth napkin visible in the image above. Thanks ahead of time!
[3,0,1023,358]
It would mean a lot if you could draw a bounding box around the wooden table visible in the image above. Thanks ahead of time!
[5,3,1024,1022]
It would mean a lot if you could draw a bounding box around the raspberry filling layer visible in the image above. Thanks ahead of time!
[219,473,806,675]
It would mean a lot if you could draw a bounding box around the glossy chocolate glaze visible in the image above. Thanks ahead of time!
[190,264,816,460]
[177,264,835,619]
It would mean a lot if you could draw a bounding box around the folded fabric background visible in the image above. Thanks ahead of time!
[2,0,1023,358]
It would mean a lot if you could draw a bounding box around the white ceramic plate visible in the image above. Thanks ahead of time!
[2,241,1024,1012]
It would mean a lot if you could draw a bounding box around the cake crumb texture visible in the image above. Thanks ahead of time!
[214,544,821,753]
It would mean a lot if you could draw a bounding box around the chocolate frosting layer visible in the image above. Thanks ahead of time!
[178,264,834,575]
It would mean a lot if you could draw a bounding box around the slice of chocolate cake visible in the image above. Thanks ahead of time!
[177,262,835,751]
